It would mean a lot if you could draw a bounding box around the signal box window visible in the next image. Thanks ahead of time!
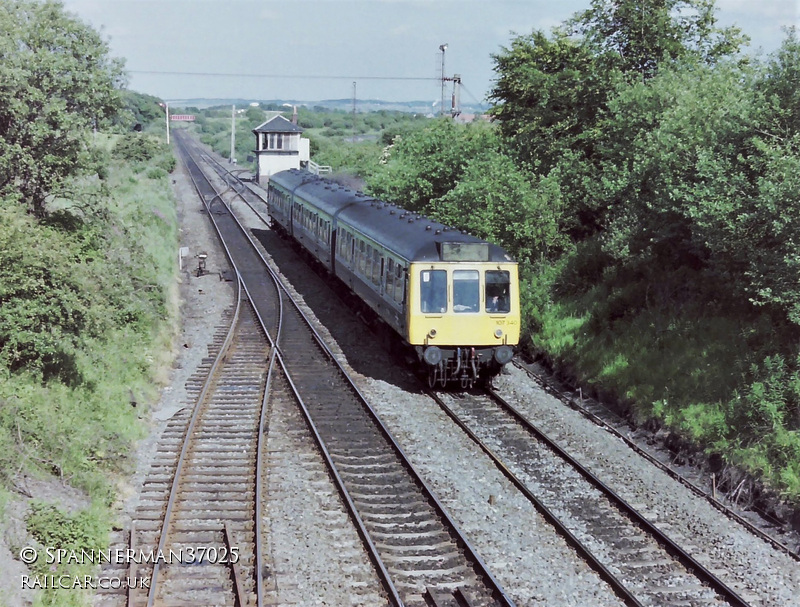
[486,270,511,313]
[420,270,447,313]
[453,270,480,313]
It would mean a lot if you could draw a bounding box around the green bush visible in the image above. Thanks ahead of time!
[112,133,169,166]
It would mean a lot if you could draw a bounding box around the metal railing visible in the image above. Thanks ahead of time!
[307,159,332,175]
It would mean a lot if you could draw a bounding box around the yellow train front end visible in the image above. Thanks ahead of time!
[407,261,520,387]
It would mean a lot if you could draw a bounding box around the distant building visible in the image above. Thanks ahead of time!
[252,114,310,183]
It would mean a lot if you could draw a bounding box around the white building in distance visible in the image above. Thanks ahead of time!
[252,114,310,183]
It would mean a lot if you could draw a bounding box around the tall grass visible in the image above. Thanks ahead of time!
[0,133,179,606]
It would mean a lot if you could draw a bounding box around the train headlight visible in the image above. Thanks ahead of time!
[493,345,514,365]
[428,328,437,339]
[494,328,503,339]
[423,346,442,366]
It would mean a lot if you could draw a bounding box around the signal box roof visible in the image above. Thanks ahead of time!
[253,115,304,134]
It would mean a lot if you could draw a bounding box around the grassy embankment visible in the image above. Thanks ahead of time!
[0,133,178,607]
[525,255,800,503]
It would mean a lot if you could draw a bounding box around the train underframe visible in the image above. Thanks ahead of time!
[416,344,514,389]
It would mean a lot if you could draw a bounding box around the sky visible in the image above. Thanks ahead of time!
[62,0,799,105]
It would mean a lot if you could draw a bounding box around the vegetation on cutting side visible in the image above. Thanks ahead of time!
[0,2,179,605]
[363,2,800,500]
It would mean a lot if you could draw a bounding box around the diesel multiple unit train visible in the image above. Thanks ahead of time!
[266,169,520,387]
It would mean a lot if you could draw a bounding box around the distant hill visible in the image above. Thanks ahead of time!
[169,97,489,115]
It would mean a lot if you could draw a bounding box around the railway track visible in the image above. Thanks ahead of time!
[514,358,800,564]
[93,276,274,607]
[168,131,517,606]
[429,387,763,607]
[126,133,797,606]
[141,297,270,607]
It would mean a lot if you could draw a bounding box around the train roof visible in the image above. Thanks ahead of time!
[269,169,516,264]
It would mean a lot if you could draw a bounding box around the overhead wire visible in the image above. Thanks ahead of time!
[129,69,438,82]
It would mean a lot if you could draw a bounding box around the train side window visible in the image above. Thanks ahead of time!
[453,270,480,313]
[372,249,380,285]
[358,241,367,274]
[395,264,404,303]
[420,269,447,313]
[485,270,511,313]
[386,259,395,296]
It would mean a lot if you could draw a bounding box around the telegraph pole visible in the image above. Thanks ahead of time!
[439,43,448,116]
[352,81,357,141]
[451,74,462,118]
[230,105,235,163]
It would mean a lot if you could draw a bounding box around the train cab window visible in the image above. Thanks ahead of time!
[453,270,480,313]
[420,270,447,313]
[486,270,511,313]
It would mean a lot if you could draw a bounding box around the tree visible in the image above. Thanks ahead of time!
[0,0,124,216]
[366,119,499,212]
[758,27,800,137]
[431,153,566,267]
[118,90,167,129]
[489,0,747,239]
[489,29,610,174]
[569,0,746,79]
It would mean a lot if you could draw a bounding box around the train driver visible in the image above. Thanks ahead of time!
[486,285,510,313]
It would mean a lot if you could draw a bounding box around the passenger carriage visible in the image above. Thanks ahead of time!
[267,169,520,387]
